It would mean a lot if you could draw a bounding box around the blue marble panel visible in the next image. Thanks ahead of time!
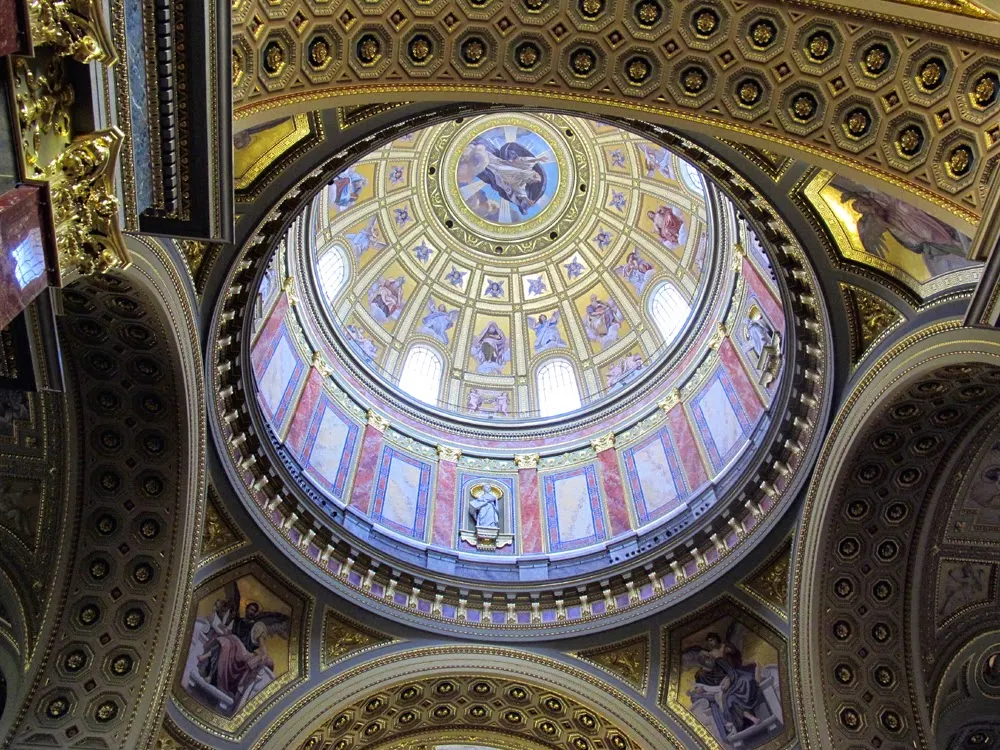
[124,0,153,212]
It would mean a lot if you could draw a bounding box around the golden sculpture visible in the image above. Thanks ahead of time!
[26,0,117,64]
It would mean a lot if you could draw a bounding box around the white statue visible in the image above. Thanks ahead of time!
[470,483,500,529]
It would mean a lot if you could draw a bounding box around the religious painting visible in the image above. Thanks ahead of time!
[0,476,40,545]
[328,163,375,216]
[177,561,307,735]
[367,275,407,326]
[603,350,645,391]
[527,309,567,354]
[605,145,629,172]
[456,125,558,225]
[233,115,312,192]
[386,163,408,191]
[465,387,511,417]
[635,141,677,182]
[640,194,689,250]
[614,247,656,295]
[342,318,379,364]
[802,169,981,298]
[576,287,628,352]
[663,598,792,750]
[420,298,460,346]
[343,214,386,262]
[469,318,511,375]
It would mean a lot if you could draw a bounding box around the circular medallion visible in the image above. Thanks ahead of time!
[436,114,580,251]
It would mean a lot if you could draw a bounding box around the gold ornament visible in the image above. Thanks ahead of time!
[863,44,889,75]
[358,35,381,64]
[517,43,539,69]
[750,20,775,47]
[590,432,615,452]
[897,125,922,155]
[627,58,650,83]
[682,67,706,93]
[844,108,871,138]
[513,453,539,469]
[971,74,997,107]
[694,9,717,34]
[309,39,329,67]
[436,444,462,462]
[367,409,390,432]
[791,93,816,121]
[264,42,285,75]
[409,36,431,63]
[636,0,659,25]
[462,39,485,64]
[26,0,117,64]
[918,58,943,90]
[947,145,973,177]
[580,0,603,16]
[738,79,761,105]
[571,49,594,75]
[807,31,832,61]
[232,49,244,85]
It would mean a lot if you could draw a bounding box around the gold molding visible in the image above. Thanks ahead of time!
[320,607,398,670]
[571,633,651,695]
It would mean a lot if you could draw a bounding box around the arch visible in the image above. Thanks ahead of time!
[316,243,349,302]
[535,357,582,417]
[398,344,444,406]
[647,281,690,346]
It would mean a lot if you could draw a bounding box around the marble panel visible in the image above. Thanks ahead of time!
[690,368,751,471]
[254,329,304,428]
[623,428,685,525]
[372,448,432,540]
[302,398,360,499]
[543,465,605,552]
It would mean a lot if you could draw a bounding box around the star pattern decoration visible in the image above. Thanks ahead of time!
[445,266,466,287]
[484,279,505,298]
[526,275,547,296]
[564,257,585,279]
[610,191,626,212]
[594,229,612,250]
[413,241,432,263]
[393,207,411,227]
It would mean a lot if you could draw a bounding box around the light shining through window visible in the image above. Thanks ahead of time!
[649,282,690,345]
[399,345,443,405]
[536,358,582,417]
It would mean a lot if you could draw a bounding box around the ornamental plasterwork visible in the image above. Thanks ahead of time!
[571,633,651,694]
[839,283,906,367]
[320,608,397,669]
[232,0,1000,228]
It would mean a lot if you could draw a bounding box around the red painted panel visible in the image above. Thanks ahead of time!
[348,425,384,515]
[597,448,632,536]
[518,467,543,553]
[0,187,51,329]
[719,338,764,421]
[431,458,458,546]
[741,256,782,324]
[285,367,324,457]
[664,404,710,488]
[251,294,290,379]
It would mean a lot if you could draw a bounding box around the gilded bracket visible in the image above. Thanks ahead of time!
[26,0,117,64]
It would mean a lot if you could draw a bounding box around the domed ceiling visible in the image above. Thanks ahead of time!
[228,110,828,636]
[308,112,712,422]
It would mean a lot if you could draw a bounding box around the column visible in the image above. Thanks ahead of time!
[515,454,543,553]
[349,410,388,515]
[431,445,460,547]
[592,432,631,537]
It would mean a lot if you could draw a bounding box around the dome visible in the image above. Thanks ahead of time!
[308,112,714,424]
[239,110,812,635]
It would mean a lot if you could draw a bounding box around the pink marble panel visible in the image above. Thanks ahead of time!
[597,449,632,536]
[0,0,22,55]
[431,458,458,547]
[251,294,290,379]
[348,424,383,515]
[741,256,782,324]
[719,338,764,421]
[664,404,710,487]
[285,367,323,457]
[0,187,51,329]
[518,467,543,553]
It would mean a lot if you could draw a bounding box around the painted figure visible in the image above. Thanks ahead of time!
[583,294,624,349]
[330,168,368,212]
[647,204,684,246]
[345,216,386,259]
[833,176,974,275]
[458,139,551,215]
[527,311,566,353]
[344,324,377,363]
[606,353,644,390]
[470,483,501,529]
[467,388,510,416]
[470,322,510,374]
[421,299,459,345]
[636,142,676,181]
[368,276,406,324]
[615,248,656,294]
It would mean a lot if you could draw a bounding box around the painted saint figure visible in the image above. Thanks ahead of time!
[636,142,676,181]
[421,299,459,345]
[344,324,377,363]
[470,322,510,374]
[583,294,624,349]
[470,483,501,529]
[833,176,974,276]
[345,216,386,259]
[527,310,566,353]
[647,204,685,246]
[330,168,368,212]
[615,249,656,294]
[368,276,406,324]
[606,353,644,390]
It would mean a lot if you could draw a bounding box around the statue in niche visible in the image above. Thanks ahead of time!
[460,482,513,552]
[743,304,781,388]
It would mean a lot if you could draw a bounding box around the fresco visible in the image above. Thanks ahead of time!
[456,125,558,225]
[664,600,791,750]
[804,169,981,297]
[179,564,305,731]
[233,115,312,192]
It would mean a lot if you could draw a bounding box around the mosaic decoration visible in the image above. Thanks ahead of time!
[803,169,982,299]
[306,112,712,420]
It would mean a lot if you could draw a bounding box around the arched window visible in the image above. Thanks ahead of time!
[536,358,582,417]
[398,345,443,405]
[317,245,348,301]
[649,282,690,345]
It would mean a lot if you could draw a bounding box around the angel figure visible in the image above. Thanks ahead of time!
[421,299,459,345]
[192,580,290,715]
[833,176,973,276]
[330,168,368,212]
[615,249,655,294]
[682,621,779,746]
[459,139,551,215]
[345,216,387,259]
[606,353,644,390]
[647,204,684,246]
[527,311,566,353]
[636,142,676,181]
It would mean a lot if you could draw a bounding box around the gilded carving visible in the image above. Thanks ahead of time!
[840,284,904,366]
[321,608,396,668]
[200,489,242,564]
[26,0,117,64]
[367,409,390,432]
[176,240,212,278]
[590,431,616,453]
[573,634,650,693]
[513,452,539,469]
[739,541,791,617]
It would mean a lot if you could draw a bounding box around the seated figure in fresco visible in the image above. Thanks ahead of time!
[583,295,624,349]
[615,249,656,294]
[647,204,684,246]
[470,322,510,374]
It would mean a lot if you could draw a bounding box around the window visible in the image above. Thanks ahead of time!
[398,345,443,405]
[317,245,348,301]
[649,282,690,345]
[536,358,582,417]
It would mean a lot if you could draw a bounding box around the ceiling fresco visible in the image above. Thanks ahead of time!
[306,112,712,422]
